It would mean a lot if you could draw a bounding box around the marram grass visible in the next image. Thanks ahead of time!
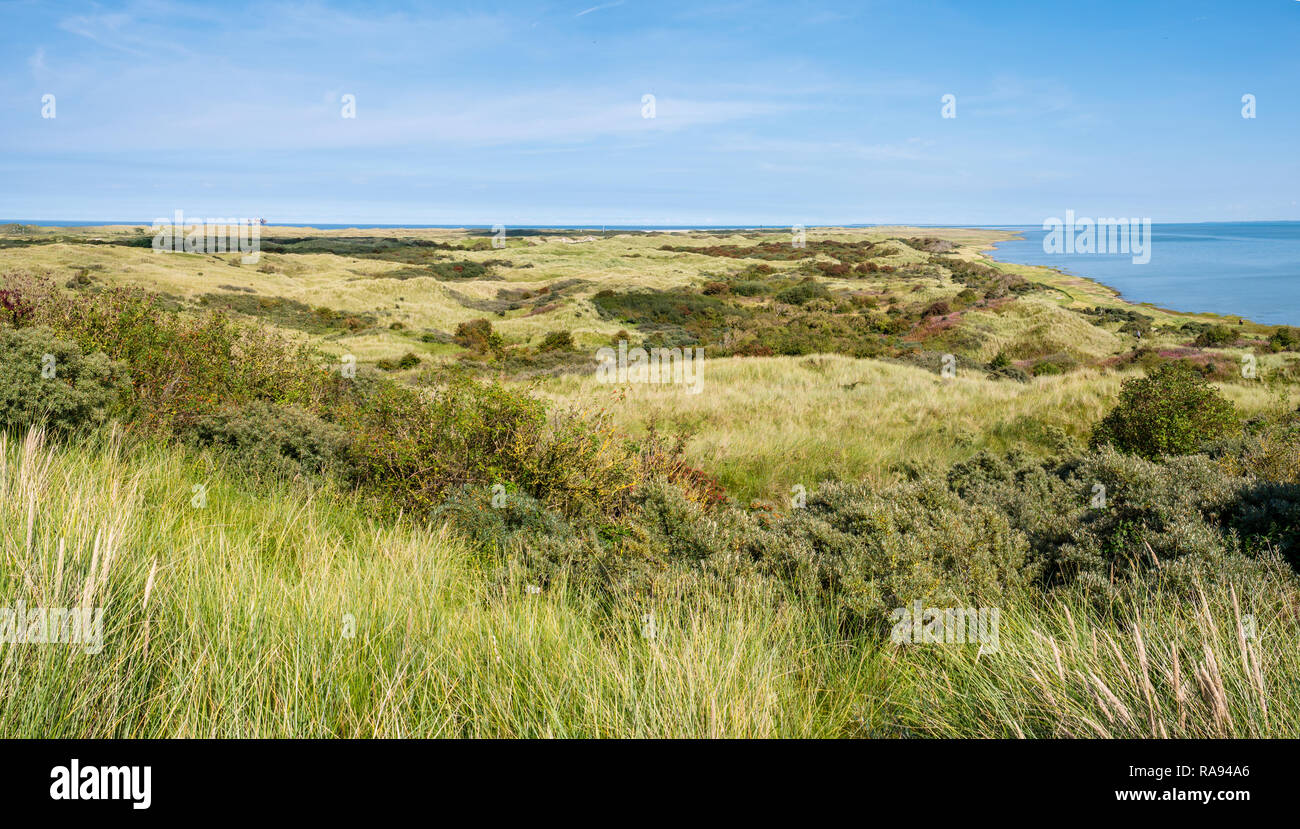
[1,427,1297,737]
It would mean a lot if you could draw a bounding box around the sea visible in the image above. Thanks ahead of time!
[986,222,1300,326]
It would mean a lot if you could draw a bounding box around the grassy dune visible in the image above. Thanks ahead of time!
[539,355,1283,502]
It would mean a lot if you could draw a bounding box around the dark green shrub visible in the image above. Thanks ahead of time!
[774,280,831,306]
[752,479,1033,628]
[0,327,131,432]
[731,281,766,297]
[1194,324,1237,348]
[988,363,1030,383]
[376,352,421,371]
[538,330,575,352]
[947,447,1270,596]
[1030,360,1064,376]
[10,273,639,518]
[1091,362,1239,459]
[1268,326,1300,352]
[188,400,348,480]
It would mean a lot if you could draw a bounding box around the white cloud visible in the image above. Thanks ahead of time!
[576,1,626,18]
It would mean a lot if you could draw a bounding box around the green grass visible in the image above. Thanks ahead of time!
[0,427,879,736]
[4,426,1298,737]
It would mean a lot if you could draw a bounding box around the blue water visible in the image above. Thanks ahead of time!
[987,222,1300,326]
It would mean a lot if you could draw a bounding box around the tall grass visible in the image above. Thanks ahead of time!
[0,427,885,737]
[3,426,1298,737]
[888,579,1300,738]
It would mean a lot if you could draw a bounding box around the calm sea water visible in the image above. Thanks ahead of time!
[988,222,1300,326]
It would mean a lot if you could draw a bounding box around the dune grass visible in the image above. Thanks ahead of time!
[3,426,1297,738]
[0,427,888,737]
[538,354,1284,503]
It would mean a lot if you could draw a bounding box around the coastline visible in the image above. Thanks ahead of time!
[980,233,1271,329]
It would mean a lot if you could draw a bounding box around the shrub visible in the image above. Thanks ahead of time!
[1030,354,1076,376]
[988,364,1030,382]
[188,400,348,480]
[377,352,422,371]
[946,447,1274,596]
[774,280,831,306]
[1091,362,1239,459]
[11,273,641,518]
[13,276,321,432]
[453,318,502,353]
[1030,360,1064,376]
[0,287,35,326]
[752,479,1033,629]
[0,327,131,432]
[1194,325,1237,348]
[1268,326,1300,352]
[538,330,575,352]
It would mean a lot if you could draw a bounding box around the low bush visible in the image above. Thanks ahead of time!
[774,280,831,306]
[1268,326,1300,352]
[188,400,348,480]
[752,479,1034,629]
[0,326,131,432]
[1091,362,1239,459]
[538,330,575,351]
[1194,324,1238,348]
[453,318,502,353]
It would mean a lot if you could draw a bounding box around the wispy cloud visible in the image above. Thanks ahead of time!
[576,1,625,18]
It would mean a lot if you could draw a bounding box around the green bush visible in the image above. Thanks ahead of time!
[774,280,831,306]
[1194,324,1237,348]
[377,352,421,371]
[538,330,575,352]
[0,327,131,432]
[947,448,1256,595]
[1268,326,1300,352]
[10,273,639,519]
[453,319,501,353]
[752,479,1033,629]
[188,400,348,480]
[1091,362,1239,459]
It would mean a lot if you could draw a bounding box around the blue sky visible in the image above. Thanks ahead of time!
[1,0,1298,225]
